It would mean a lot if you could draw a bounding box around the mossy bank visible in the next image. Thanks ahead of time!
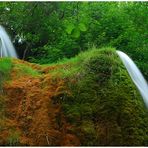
[0,47,148,146]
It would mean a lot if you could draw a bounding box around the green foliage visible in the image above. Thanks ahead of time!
[79,23,87,32]
[65,23,75,34]
[71,27,80,38]
[0,2,147,81]
[29,46,64,64]
[65,22,87,38]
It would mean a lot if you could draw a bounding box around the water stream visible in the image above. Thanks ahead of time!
[0,25,17,58]
[117,50,148,108]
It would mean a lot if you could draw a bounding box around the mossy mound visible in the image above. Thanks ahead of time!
[0,47,148,146]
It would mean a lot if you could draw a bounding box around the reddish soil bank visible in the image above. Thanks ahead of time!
[0,61,80,146]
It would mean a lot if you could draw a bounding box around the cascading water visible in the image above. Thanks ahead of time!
[117,50,148,108]
[0,25,17,58]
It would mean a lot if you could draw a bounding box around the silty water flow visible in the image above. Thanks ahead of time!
[117,50,148,108]
[0,25,17,58]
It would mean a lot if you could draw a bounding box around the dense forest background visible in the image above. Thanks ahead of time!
[0,2,148,78]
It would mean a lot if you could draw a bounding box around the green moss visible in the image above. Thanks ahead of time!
[0,58,12,90]
[51,47,148,146]
[0,58,12,74]
[49,47,115,79]
[15,64,41,77]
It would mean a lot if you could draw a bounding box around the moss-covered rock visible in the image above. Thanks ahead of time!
[0,47,148,146]
[55,47,148,146]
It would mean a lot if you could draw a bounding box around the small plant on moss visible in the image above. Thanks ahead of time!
[0,95,5,115]
[80,120,98,146]
[0,94,6,132]
[0,58,12,90]
[0,58,12,74]
[7,129,20,146]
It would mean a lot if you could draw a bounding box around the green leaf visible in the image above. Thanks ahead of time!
[79,23,87,32]
[72,28,80,38]
[66,23,75,34]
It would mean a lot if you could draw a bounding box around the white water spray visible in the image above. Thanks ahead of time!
[0,25,17,58]
[117,50,148,108]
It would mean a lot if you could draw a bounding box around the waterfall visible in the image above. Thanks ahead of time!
[117,50,148,108]
[0,25,17,58]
